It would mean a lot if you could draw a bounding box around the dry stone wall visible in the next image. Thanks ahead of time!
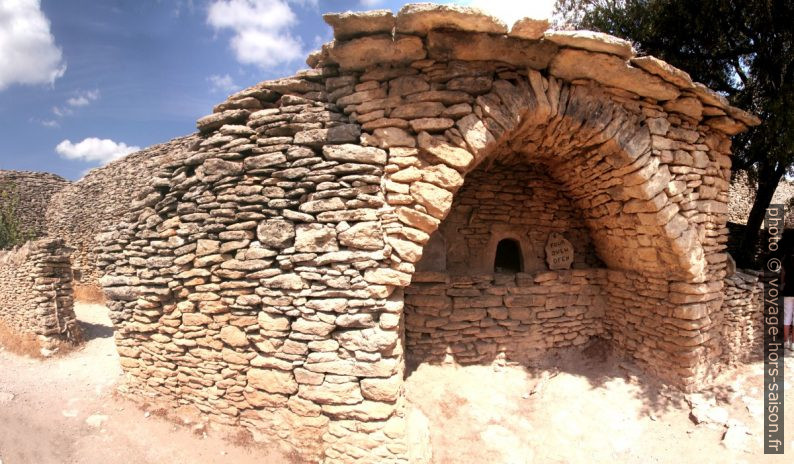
[729,171,794,228]
[0,238,80,351]
[405,269,606,366]
[720,270,764,366]
[436,162,600,273]
[93,4,761,463]
[0,170,68,239]
[46,136,198,290]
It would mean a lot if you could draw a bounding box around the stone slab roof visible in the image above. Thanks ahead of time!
[312,3,759,136]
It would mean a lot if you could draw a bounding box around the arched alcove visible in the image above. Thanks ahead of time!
[94,5,758,463]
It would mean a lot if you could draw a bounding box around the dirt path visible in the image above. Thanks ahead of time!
[0,303,280,464]
[405,343,794,464]
[3,305,793,463]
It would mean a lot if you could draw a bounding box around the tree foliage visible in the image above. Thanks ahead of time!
[555,0,794,266]
[0,183,32,249]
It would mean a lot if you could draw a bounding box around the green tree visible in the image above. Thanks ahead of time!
[554,0,794,267]
[0,183,32,249]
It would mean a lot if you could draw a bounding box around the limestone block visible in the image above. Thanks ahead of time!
[328,34,427,70]
[323,10,394,41]
[549,49,680,101]
[395,3,507,36]
[360,376,402,402]
[299,381,364,405]
[220,325,249,347]
[410,181,453,219]
[545,30,635,58]
[509,18,550,40]
[295,224,339,253]
[247,368,298,395]
[196,109,248,133]
[323,144,387,165]
[338,221,384,250]
[427,30,558,70]
[417,131,473,171]
[374,127,417,148]
[257,218,295,249]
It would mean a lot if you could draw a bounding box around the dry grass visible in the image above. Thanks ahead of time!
[0,321,43,358]
[0,321,81,358]
[73,284,106,304]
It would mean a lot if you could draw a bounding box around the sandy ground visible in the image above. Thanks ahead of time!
[0,303,282,464]
[2,304,794,463]
[405,341,794,464]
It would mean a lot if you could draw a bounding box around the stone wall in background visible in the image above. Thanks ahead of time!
[720,269,764,366]
[46,135,198,294]
[0,238,80,352]
[0,170,69,239]
[728,171,794,228]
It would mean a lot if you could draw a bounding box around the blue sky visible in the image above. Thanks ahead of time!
[0,0,554,180]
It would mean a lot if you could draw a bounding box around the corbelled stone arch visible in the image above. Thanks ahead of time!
[377,70,704,285]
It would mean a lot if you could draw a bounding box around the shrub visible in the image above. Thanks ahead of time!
[0,182,32,249]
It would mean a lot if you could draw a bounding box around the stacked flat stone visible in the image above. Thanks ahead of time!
[728,171,794,228]
[46,135,198,292]
[720,270,763,365]
[406,269,605,365]
[93,4,761,463]
[431,162,601,273]
[0,238,81,351]
[0,170,68,238]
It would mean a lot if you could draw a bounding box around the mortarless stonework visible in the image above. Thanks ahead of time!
[45,136,198,291]
[0,238,81,350]
[47,4,765,463]
[0,170,69,239]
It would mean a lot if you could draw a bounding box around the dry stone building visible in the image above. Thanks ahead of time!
[0,4,768,463]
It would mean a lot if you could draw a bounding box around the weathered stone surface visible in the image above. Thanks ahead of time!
[427,30,558,70]
[323,10,394,41]
[328,34,426,70]
[196,109,248,133]
[220,325,249,347]
[545,232,574,270]
[549,49,680,101]
[257,218,295,249]
[247,368,298,395]
[417,131,473,171]
[410,181,453,218]
[323,144,387,165]
[631,55,694,89]
[373,127,417,148]
[509,17,549,40]
[663,97,703,120]
[545,30,635,58]
[338,222,384,250]
[395,3,507,36]
[295,224,339,252]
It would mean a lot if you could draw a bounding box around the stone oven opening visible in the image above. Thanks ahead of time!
[494,239,522,273]
[404,159,605,370]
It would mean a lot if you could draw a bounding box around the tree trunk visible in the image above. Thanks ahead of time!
[737,161,784,268]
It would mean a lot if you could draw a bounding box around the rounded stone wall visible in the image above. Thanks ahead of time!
[95,4,760,463]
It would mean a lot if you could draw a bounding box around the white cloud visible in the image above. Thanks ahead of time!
[464,0,555,26]
[66,89,100,107]
[360,0,383,6]
[0,0,66,90]
[52,105,72,117]
[55,137,140,164]
[41,119,58,128]
[208,74,240,93]
[207,0,305,68]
